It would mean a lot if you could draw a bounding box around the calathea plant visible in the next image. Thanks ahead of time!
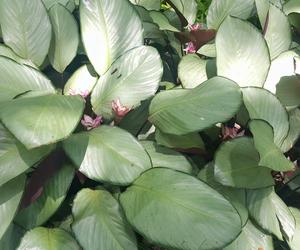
[0,0,300,249]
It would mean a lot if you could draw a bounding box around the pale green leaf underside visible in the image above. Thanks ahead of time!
[0,0,52,66]
[120,168,242,250]
[80,0,143,75]
[216,16,270,87]
[63,125,151,185]
[288,207,300,250]
[149,76,242,135]
[72,188,137,250]
[0,94,85,149]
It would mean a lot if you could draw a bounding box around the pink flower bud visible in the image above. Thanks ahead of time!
[81,114,103,130]
[112,99,131,118]
[221,123,245,140]
[183,42,197,54]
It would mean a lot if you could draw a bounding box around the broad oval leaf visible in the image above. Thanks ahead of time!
[224,220,274,250]
[42,0,75,11]
[149,76,242,135]
[64,64,98,96]
[264,4,292,59]
[0,44,35,67]
[242,87,289,148]
[149,11,180,32]
[207,0,255,29]
[0,123,53,187]
[0,223,24,250]
[0,94,85,149]
[170,0,197,24]
[80,0,143,75]
[264,50,298,94]
[214,137,274,189]
[72,188,137,250]
[0,57,55,103]
[247,187,296,241]
[249,120,294,171]
[48,4,79,73]
[130,0,160,10]
[120,168,242,250]
[17,227,80,250]
[255,0,270,28]
[178,54,208,89]
[15,165,75,229]
[216,16,270,87]
[288,207,300,250]
[91,46,163,119]
[63,125,151,185]
[0,0,52,66]
[276,75,300,109]
[0,175,25,239]
[140,140,193,174]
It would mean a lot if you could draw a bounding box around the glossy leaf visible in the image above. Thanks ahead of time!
[155,129,205,149]
[276,75,300,108]
[242,87,289,148]
[0,44,35,67]
[80,0,143,75]
[0,57,55,103]
[91,46,163,119]
[224,220,274,250]
[170,0,197,24]
[178,54,208,89]
[0,123,53,187]
[140,140,193,174]
[17,227,80,250]
[63,126,151,185]
[42,0,75,11]
[120,168,242,250]
[197,43,216,57]
[48,4,79,73]
[72,188,137,250]
[214,137,274,189]
[0,0,52,66]
[64,64,98,96]
[216,16,270,87]
[0,175,25,239]
[0,223,24,250]
[288,207,300,250]
[264,4,292,59]
[247,187,296,241]
[149,76,242,135]
[149,11,179,32]
[130,0,160,10]
[0,94,85,149]
[207,0,255,29]
[15,165,75,229]
[255,0,269,28]
[249,120,294,171]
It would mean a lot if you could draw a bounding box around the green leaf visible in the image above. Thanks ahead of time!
[149,11,179,32]
[130,0,161,10]
[249,120,294,171]
[80,0,143,75]
[198,162,248,227]
[216,16,270,87]
[0,175,25,239]
[91,46,163,119]
[178,54,208,89]
[276,76,300,108]
[140,140,193,174]
[247,187,296,241]
[64,64,98,96]
[155,129,205,149]
[149,76,242,135]
[288,207,300,250]
[242,87,289,148]
[264,50,298,94]
[170,0,198,24]
[120,168,242,250]
[42,0,75,11]
[0,44,36,67]
[0,94,85,149]
[72,188,137,250]
[63,126,151,185]
[207,0,255,29]
[0,223,24,250]
[0,0,52,66]
[255,0,270,28]
[15,165,75,229]
[0,123,53,187]
[197,43,216,57]
[264,4,292,59]
[224,220,274,250]
[17,227,80,250]
[214,137,274,189]
[0,57,55,103]
[281,108,300,152]
[48,4,79,73]
[284,0,300,15]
